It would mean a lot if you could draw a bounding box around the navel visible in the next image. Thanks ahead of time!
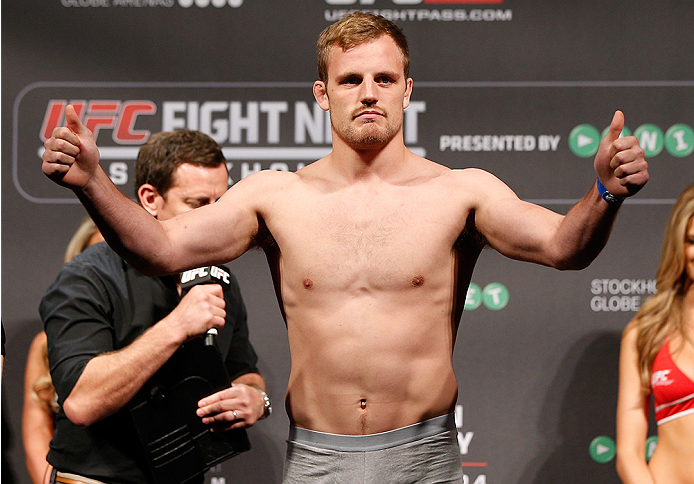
[411,275,425,287]
[360,399,367,410]
[303,278,314,289]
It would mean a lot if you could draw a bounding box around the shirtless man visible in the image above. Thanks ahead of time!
[42,12,649,484]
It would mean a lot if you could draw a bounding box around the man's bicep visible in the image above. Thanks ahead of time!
[164,178,267,269]
[475,193,562,264]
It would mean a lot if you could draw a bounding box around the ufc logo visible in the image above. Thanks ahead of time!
[651,370,672,387]
[41,100,157,144]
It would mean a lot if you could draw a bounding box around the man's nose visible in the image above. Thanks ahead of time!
[360,80,378,105]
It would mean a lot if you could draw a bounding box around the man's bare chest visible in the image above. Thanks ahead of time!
[264,189,468,288]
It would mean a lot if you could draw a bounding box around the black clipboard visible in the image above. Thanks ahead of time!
[129,337,250,484]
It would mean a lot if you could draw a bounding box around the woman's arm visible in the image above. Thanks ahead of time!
[615,323,657,484]
[22,332,55,484]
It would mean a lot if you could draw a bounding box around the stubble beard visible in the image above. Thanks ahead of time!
[332,113,401,151]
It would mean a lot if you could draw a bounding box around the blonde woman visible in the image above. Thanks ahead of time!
[61,217,104,265]
[616,183,694,484]
[22,217,103,484]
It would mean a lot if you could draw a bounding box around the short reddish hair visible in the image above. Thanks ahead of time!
[316,12,410,82]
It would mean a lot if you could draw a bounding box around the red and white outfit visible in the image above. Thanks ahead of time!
[651,340,694,425]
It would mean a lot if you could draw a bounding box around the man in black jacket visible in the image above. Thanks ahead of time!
[40,130,270,484]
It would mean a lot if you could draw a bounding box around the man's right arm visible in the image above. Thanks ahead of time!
[42,261,226,427]
[42,105,259,275]
[63,284,226,427]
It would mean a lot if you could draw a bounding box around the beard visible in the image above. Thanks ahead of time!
[331,111,401,151]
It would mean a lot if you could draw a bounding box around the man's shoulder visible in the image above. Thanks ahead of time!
[61,242,130,284]
[69,241,121,267]
[445,167,497,182]
[48,242,169,304]
[417,166,500,194]
[441,167,515,199]
[227,169,301,204]
[240,168,300,187]
[40,243,125,312]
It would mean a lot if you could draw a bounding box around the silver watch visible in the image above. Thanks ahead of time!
[259,390,272,420]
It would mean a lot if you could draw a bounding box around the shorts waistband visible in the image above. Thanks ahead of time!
[54,471,108,484]
[288,413,456,452]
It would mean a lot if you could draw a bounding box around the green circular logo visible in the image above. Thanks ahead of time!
[465,283,482,310]
[569,124,601,158]
[601,125,632,140]
[589,435,616,464]
[645,435,658,462]
[482,283,509,310]
[665,124,694,157]
[634,124,665,157]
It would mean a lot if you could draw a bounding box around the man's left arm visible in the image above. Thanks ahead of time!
[474,110,648,269]
[551,110,648,268]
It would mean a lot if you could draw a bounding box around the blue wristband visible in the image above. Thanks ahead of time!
[596,178,623,204]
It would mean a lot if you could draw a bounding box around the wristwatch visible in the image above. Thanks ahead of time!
[259,390,272,420]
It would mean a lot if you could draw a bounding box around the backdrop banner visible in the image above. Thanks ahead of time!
[2,1,693,483]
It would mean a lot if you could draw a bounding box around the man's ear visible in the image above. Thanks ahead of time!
[403,78,413,109]
[313,80,330,111]
[137,184,160,217]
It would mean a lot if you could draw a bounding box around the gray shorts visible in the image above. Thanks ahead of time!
[283,414,463,484]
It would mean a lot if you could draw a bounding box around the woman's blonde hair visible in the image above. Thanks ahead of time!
[63,217,102,264]
[633,183,694,391]
[31,334,59,414]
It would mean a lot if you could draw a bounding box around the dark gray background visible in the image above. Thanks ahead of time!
[3,1,693,483]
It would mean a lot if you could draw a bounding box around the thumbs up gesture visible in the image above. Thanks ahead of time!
[42,104,101,190]
[594,110,649,199]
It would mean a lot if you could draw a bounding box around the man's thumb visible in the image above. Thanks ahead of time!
[65,104,87,135]
[605,110,625,142]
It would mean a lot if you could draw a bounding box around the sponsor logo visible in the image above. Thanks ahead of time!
[589,434,658,465]
[465,282,509,310]
[568,124,601,158]
[665,124,694,157]
[209,266,231,283]
[42,100,156,144]
[569,121,693,158]
[180,266,231,284]
[634,124,665,157]
[651,370,673,388]
[589,278,656,312]
[589,435,616,464]
[323,0,512,23]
